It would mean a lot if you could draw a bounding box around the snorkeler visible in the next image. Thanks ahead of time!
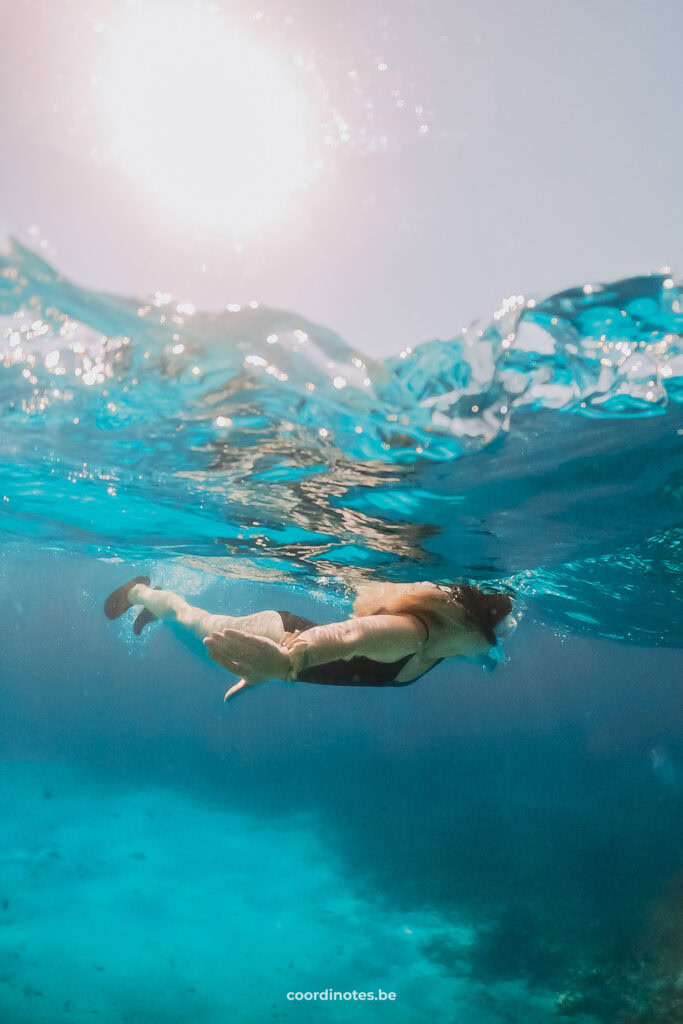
[104,578,514,701]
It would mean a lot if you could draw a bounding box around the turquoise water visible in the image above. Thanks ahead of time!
[1,242,682,1022]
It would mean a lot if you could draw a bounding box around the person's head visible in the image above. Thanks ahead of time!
[352,580,514,653]
[437,583,513,646]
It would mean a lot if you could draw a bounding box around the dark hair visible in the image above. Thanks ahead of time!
[442,584,513,646]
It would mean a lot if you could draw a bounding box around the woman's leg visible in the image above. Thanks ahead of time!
[128,583,287,642]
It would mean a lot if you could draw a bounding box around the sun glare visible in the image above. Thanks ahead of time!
[100,4,316,233]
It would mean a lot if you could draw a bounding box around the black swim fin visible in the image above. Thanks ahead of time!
[104,576,150,619]
[133,588,162,636]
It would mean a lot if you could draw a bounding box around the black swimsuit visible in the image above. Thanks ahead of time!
[277,611,441,688]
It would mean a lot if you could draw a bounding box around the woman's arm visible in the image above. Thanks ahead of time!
[283,614,427,678]
[204,613,428,699]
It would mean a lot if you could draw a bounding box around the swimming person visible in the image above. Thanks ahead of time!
[104,578,514,701]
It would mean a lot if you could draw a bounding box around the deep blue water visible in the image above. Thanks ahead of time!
[0,243,682,1022]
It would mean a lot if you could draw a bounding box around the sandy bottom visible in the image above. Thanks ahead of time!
[0,761,564,1024]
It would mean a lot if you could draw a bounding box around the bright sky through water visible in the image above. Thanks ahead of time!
[1,0,682,356]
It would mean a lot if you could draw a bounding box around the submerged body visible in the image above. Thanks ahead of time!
[105,578,514,701]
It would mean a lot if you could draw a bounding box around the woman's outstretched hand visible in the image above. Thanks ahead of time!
[203,629,291,701]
